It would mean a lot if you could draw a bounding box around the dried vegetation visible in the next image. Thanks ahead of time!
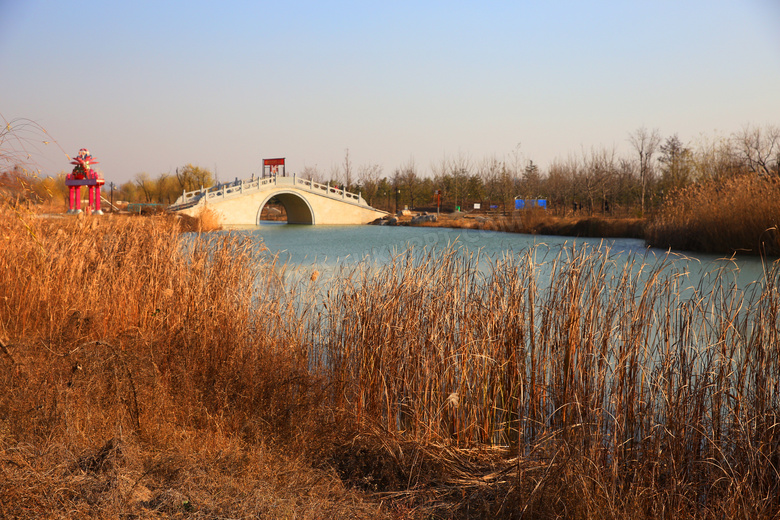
[424,211,646,239]
[647,174,780,255]
[1,202,779,519]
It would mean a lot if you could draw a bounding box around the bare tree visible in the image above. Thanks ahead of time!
[614,158,640,211]
[393,158,420,210]
[477,155,502,206]
[658,134,694,193]
[343,148,353,189]
[135,172,153,202]
[357,163,382,205]
[431,156,450,209]
[735,124,780,176]
[300,165,323,183]
[600,148,622,213]
[391,166,402,213]
[628,126,661,215]
[546,156,579,215]
[328,163,342,186]
[448,153,472,210]
[155,172,173,203]
[581,147,618,214]
[509,143,524,185]
[691,134,742,181]
[495,158,518,213]
[118,180,141,202]
[175,164,213,192]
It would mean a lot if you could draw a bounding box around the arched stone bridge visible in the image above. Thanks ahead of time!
[169,175,388,225]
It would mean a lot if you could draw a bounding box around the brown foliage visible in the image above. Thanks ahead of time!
[0,208,379,519]
[647,174,780,255]
[2,204,780,519]
[175,206,223,233]
[315,244,780,518]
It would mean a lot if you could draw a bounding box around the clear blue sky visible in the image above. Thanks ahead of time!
[2,0,779,184]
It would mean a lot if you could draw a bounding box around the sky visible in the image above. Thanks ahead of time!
[1,0,779,185]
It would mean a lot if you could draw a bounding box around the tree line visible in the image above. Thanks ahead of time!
[2,125,778,215]
[314,124,779,216]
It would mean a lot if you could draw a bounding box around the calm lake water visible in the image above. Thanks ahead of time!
[223,222,770,289]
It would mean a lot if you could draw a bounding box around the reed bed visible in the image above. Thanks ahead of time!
[2,204,779,518]
[313,244,780,518]
[647,174,780,255]
[0,208,380,519]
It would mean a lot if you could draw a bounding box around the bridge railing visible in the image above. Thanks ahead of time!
[171,175,368,209]
[295,177,363,204]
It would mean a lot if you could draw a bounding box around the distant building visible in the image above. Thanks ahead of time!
[515,197,547,210]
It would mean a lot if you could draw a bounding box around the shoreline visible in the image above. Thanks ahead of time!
[376,210,646,239]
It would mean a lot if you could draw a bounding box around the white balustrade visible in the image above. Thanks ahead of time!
[171,175,368,209]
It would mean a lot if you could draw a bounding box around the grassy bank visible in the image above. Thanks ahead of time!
[2,206,780,518]
[419,211,646,240]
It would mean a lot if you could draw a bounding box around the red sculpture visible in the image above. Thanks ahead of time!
[65,148,105,214]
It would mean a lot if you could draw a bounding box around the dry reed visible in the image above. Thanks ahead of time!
[175,205,223,233]
[2,202,779,519]
[310,242,780,518]
[0,207,381,519]
[647,174,780,255]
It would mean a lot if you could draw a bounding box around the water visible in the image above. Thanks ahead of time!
[209,224,777,451]
[232,223,652,265]
[224,223,770,288]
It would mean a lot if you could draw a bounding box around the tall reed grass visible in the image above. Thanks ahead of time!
[310,243,780,517]
[2,204,779,518]
[0,209,375,518]
[647,174,780,255]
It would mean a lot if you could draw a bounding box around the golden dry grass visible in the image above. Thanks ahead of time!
[174,205,223,233]
[647,174,780,255]
[314,244,780,518]
[2,202,780,519]
[0,208,381,519]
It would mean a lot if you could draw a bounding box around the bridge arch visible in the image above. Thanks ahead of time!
[172,175,389,225]
[256,190,316,225]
